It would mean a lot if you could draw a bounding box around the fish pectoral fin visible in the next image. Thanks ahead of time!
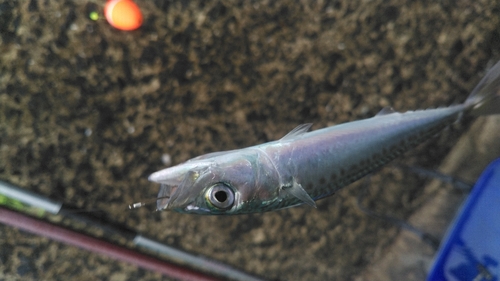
[283,182,317,208]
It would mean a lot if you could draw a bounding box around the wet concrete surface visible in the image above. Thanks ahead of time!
[1,0,500,280]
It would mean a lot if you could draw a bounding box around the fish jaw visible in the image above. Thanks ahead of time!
[148,161,211,185]
[156,184,176,210]
[148,161,213,211]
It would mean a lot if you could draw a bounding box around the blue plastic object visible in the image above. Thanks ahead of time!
[427,158,500,281]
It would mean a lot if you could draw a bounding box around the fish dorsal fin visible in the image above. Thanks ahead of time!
[375,106,397,116]
[283,182,316,207]
[279,123,313,141]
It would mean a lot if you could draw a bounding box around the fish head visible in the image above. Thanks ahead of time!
[148,150,279,215]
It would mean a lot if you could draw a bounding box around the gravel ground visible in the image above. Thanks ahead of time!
[1,0,499,280]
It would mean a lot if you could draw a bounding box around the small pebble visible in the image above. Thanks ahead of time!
[161,154,172,166]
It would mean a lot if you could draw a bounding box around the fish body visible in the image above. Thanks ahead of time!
[149,62,500,215]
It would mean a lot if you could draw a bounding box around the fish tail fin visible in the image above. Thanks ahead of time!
[465,61,500,116]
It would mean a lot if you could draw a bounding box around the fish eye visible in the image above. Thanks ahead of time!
[206,183,234,210]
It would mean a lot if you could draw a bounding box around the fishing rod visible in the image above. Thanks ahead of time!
[0,180,266,281]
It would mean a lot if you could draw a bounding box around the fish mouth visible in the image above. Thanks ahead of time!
[149,165,211,211]
[156,180,206,212]
[156,184,177,210]
[148,160,214,211]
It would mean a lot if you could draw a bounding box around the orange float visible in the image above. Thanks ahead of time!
[104,0,143,31]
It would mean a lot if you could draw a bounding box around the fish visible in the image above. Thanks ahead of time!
[147,61,500,215]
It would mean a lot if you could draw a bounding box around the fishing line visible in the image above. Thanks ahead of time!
[357,164,474,250]
[390,163,474,191]
[129,195,170,210]
[357,175,440,250]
